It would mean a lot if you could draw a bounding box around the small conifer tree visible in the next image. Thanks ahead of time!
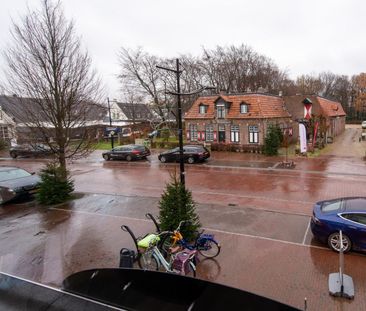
[36,162,74,205]
[264,124,283,156]
[158,172,200,241]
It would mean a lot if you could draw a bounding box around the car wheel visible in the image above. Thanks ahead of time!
[126,155,132,162]
[10,151,17,159]
[327,232,352,253]
[187,157,195,164]
[103,154,110,161]
[160,156,167,163]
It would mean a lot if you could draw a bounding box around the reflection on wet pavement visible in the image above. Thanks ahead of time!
[1,193,366,310]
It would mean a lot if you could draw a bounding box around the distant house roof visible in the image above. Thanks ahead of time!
[116,102,154,122]
[0,95,107,124]
[317,97,346,117]
[283,95,346,119]
[185,93,291,119]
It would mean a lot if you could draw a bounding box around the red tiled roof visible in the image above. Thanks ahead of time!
[184,94,291,119]
[317,97,346,117]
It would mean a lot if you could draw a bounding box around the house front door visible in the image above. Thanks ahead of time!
[218,125,225,142]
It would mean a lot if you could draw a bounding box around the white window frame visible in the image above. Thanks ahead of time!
[199,105,207,114]
[217,104,226,119]
[189,124,198,141]
[240,104,248,114]
[249,125,259,144]
[205,124,214,142]
[230,125,240,142]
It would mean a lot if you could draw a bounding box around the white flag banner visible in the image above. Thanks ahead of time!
[299,123,307,153]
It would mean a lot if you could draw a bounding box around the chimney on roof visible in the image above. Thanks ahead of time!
[279,91,283,97]
[12,94,17,97]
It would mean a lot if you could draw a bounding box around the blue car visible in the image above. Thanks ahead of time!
[311,197,366,252]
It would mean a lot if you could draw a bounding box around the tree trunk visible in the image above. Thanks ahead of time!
[58,150,67,180]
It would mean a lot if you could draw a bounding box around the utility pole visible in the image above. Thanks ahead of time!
[157,59,185,185]
[157,59,215,188]
[176,59,185,186]
[107,97,114,149]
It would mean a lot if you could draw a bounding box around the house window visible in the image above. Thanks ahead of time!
[230,125,240,142]
[240,104,248,114]
[0,126,9,139]
[199,105,207,114]
[249,125,259,143]
[189,124,198,141]
[217,104,226,119]
[205,124,214,142]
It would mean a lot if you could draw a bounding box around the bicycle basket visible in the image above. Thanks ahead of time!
[197,234,214,247]
[137,234,160,249]
[172,250,196,276]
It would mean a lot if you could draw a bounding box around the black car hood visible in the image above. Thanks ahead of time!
[0,175,40,189]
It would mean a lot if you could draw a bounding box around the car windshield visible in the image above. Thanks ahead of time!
[134,145,146,151]
[0,168,31,181]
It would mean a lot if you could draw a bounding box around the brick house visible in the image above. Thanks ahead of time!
[184,93,292,149]
[283,95,346,142]
[0,95,107,143]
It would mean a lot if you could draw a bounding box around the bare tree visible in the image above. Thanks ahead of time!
[118,48,171,124]
[2,0,103,175]
[200,45,287,94]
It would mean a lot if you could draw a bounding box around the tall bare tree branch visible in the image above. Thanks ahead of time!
[2,0,104,174]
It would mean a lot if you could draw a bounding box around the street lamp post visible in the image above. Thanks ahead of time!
[107,97,115,149]
[157,59,215,187]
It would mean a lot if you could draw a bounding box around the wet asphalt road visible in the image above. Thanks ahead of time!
[1,125,366,310]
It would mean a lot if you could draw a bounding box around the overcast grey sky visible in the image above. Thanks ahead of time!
[1,0,366,100]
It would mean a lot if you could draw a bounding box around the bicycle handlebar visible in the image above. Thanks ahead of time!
[176,220,190,231]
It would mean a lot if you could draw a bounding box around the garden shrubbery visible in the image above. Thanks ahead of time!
[263,124,283,156]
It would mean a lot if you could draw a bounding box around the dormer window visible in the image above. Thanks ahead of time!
[217,104,226,118]
[199,104,208,114]
[240,103,248,114]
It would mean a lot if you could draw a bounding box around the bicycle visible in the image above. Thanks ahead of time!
[139,228,197,277]
[146,214,221,259]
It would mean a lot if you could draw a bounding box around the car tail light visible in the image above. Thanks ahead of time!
[312,212,322,225]
[132,150,140,155]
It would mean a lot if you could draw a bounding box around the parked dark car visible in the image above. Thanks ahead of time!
[0,166,40,204]
[158,145,210,164]
[311,197,366,252]
[10,143,52,159]
[102,144,150,161]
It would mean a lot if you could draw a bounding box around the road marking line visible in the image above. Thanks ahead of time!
[194,190,313,204]
[302,220,311,245]
[205,226,328,251]
[50,207,327,251]
[50,207,152,222]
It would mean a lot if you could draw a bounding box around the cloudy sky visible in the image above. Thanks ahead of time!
[1,0,365,99]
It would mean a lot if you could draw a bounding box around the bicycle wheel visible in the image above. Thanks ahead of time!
[139,251,159,271]
[158,232,174,258]
[198,239,221,258]
[187,260,196,277]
